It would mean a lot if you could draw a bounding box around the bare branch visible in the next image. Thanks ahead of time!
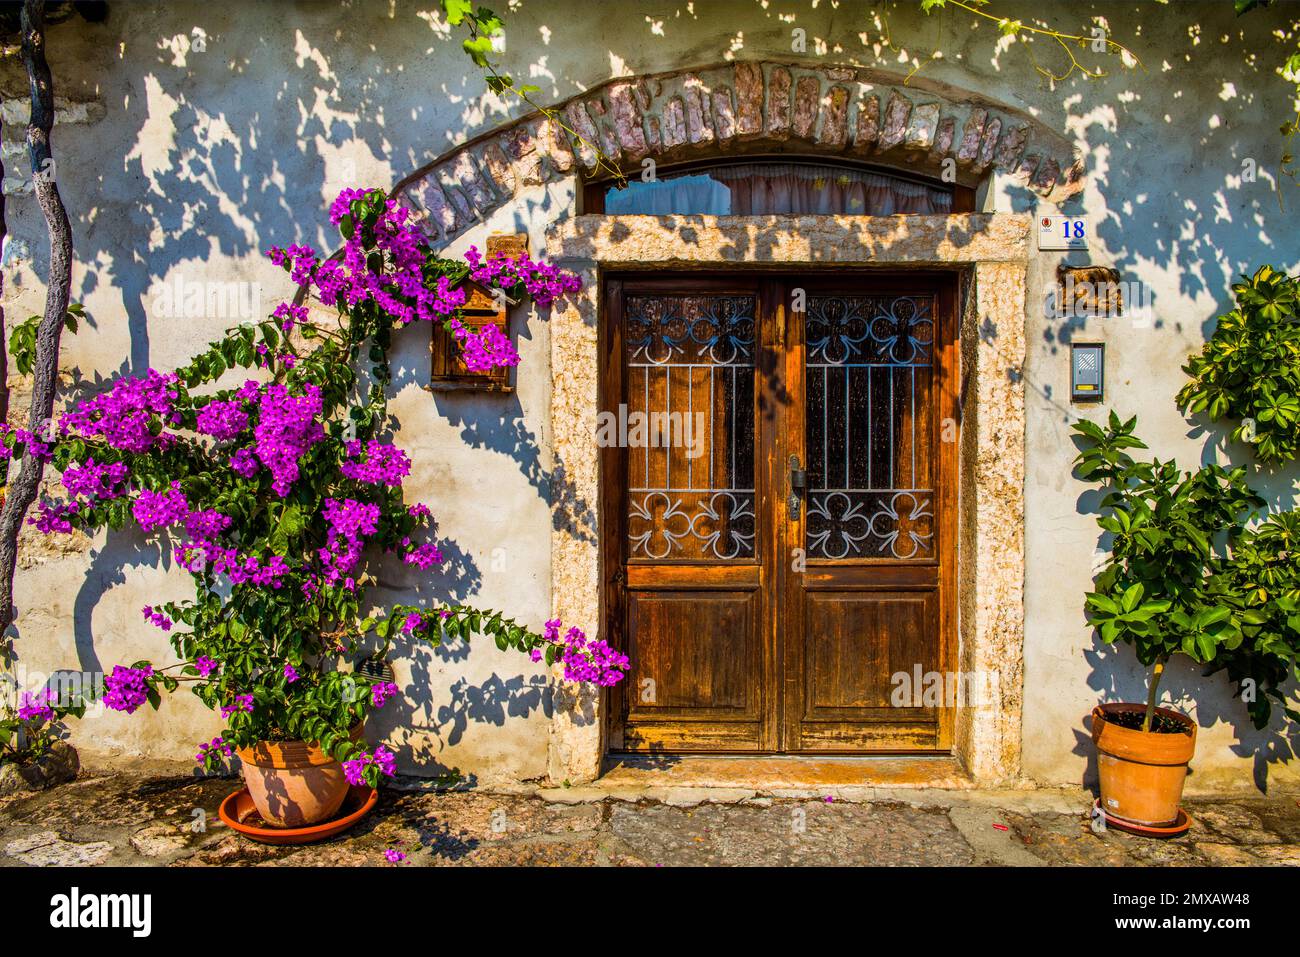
[0,0,74,637]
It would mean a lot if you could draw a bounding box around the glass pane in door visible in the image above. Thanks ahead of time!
[804,294,936,560]
[624,294,756,561]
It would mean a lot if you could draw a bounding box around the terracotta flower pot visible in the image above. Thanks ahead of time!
[236,725,364,829]
[1092,703,1196,827]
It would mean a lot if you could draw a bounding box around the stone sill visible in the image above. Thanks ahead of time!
[594,754,976,791]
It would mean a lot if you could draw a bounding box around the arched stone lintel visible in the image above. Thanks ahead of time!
[394,62,1083,247]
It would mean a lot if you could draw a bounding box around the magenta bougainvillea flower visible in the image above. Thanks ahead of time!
[30,501,75,534]
[131,482,189,533]
[342,745,398,787]
[174,540,290,589]
[195,399,250,442]
[253,383,325,496]
[60,370,181,454]
[228,447,259,478]
[220,693,255,719]
[1,424,54,461]
[464,244,582,309]
[17,688,55,723]
[341,439,411,487]
[402,542,444,570]
[102,665,153,714]
[142,605,173,631]
[273,302,308,333]
[195,736,233,765]
[61,458,129,504]
[183,509,233,542]
[318,497,380,587]
[449,317,519,372]
[551,627,630,687]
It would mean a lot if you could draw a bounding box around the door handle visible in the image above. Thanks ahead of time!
[788,454,806,521]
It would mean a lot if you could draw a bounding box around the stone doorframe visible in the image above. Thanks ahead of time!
[543,212,1029,786]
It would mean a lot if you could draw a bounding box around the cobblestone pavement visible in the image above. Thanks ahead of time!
[2,769,1299,866]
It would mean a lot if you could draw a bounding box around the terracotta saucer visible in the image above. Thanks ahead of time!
[219,784,379,845]
[1092,799,1193,838]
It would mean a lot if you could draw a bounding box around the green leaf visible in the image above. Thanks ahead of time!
[1088,593,1121,616]
[443,0,473,25]
[462,35,494,68]
[1127,600,1171,621]
[1197,605,1231,628]
[1120,582,1144,613]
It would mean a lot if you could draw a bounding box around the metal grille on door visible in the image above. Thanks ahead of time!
[624,294,757,562]
[804,295,936,561]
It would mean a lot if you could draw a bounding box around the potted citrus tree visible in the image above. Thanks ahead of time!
[1072,412,1262,828]
[18,187,627,829]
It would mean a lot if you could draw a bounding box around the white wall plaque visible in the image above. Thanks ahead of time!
[1038,215,1089,251]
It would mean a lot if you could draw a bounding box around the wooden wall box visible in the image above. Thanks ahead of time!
[429,280,514,393]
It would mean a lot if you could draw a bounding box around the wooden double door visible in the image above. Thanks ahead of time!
[602,273,958,754]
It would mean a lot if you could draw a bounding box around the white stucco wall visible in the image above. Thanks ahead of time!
[2,0,1296,790]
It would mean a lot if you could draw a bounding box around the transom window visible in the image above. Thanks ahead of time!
[598,160,955,216]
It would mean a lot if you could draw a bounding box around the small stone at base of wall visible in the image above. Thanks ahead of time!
[0,740,79,796]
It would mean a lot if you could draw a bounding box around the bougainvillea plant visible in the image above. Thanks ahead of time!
[8,187,627,786]
[0,684,84,766]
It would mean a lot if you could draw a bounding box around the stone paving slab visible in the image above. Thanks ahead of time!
[2,770,1299,867]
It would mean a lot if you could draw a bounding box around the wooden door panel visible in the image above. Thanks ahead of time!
[626,563,760,589]
[792,721,940,751]
[802,590,938,714]
[625,591,758,715]
[622,721,765,752]
[802,564,938,588]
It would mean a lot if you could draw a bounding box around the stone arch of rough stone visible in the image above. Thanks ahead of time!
[392,61,1082,248]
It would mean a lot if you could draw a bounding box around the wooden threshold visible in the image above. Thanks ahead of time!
[597,753,974,790]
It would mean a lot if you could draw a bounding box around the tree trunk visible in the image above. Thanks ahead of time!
[1142,657,1167,733]
[0,0,73,638]
[0,93,8,485]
